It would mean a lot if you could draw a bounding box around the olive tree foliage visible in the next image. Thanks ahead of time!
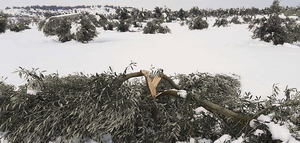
[177,8,188,20]
[0,64,299,143]
[0,12,8,33]
[213,18,229,27]
[143,20,171,34]
[188,17,209,30]
[6,18,32,32]
[230,16,242,24]
[116,20,130,32]
[75,15,97,43]
[39,13,98,43]
[249,0,300,45]
[41,17,73,42]
[269,0,282,15]
[242,16,253,23]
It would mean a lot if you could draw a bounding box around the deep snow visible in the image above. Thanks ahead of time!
[1,22,300,99]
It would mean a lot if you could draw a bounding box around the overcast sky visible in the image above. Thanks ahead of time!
[0,0,299,10]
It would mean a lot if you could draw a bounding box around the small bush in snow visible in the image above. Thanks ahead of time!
[250,15,300,45]
[42,18,73,42]
[230,16,242,24]
[133,21,142,28]
[0,12,8,33]
[42,18,62,36]
[41,13,98,43]
[213,18,229,27]
[8,19,31,32]
[56,19,73,42]
[177,8,187,20]
[104,22,114,31]
[248,0,299,45]
[37,20,46,31]
[242,16,252,23]
[97,14,108,28]
[143,20,170,34]
[75,15,97,43]
[188,17,209,30]
[117,20,130,32]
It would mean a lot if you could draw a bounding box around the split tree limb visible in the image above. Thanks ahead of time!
[121,70,175,98]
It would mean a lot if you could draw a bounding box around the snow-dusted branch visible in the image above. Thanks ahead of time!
[122,70,252,124]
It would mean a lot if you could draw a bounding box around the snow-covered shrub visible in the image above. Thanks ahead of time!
[285,18,300,42]
[75,15,97,43]
[213,18,229,27]
[250,15,300,45]
[97,14,108,27]
[132,21,142,28]
[42,18,73,42]
[269,0,282,15]
[8,18,31,32]
[0,67,299,143]
[230,16,242,24]
[143,20,170,34]
[242,16,252,23]
[104,22,114,31]
[0,12,8,33]
[153,7,163,19]
[41,13,98,43]
[188,17,209,30]
[56,19,73,42]
[115,8,131,21]
[37,20,46,31]
[177,8,187,20]
[189,7,202,18]
[42,18,65,36]
[117,20,130,32]
[249,0,300,45]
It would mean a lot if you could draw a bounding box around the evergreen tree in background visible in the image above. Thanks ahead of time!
[56,19,73,42]
[189,7,202,18]
[269,0,282,15]
[0,12,8,33]
[230,16,242,24]
[250,0,300,45]
[177,8,187,20]
[213,18,229,27]
[188,17,209,30]
[143,20,170,34]
[117,20,130,32]
[41,13,98,43]
[252,15,288,45]
[8,18,31,32]
[153,7,163,19]
[75,14,97,43]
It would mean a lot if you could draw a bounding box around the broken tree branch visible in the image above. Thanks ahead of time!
[156,89,252,124]
[121,70,253,124]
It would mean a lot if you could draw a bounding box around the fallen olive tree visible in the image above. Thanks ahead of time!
[0,66,299,143]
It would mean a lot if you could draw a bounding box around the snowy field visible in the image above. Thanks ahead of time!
[1,21,300,98]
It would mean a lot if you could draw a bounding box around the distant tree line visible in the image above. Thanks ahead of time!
[1,0,300,44]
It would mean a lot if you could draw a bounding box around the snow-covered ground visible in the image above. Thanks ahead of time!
[1,22,300,98]
[1,0,299,10]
